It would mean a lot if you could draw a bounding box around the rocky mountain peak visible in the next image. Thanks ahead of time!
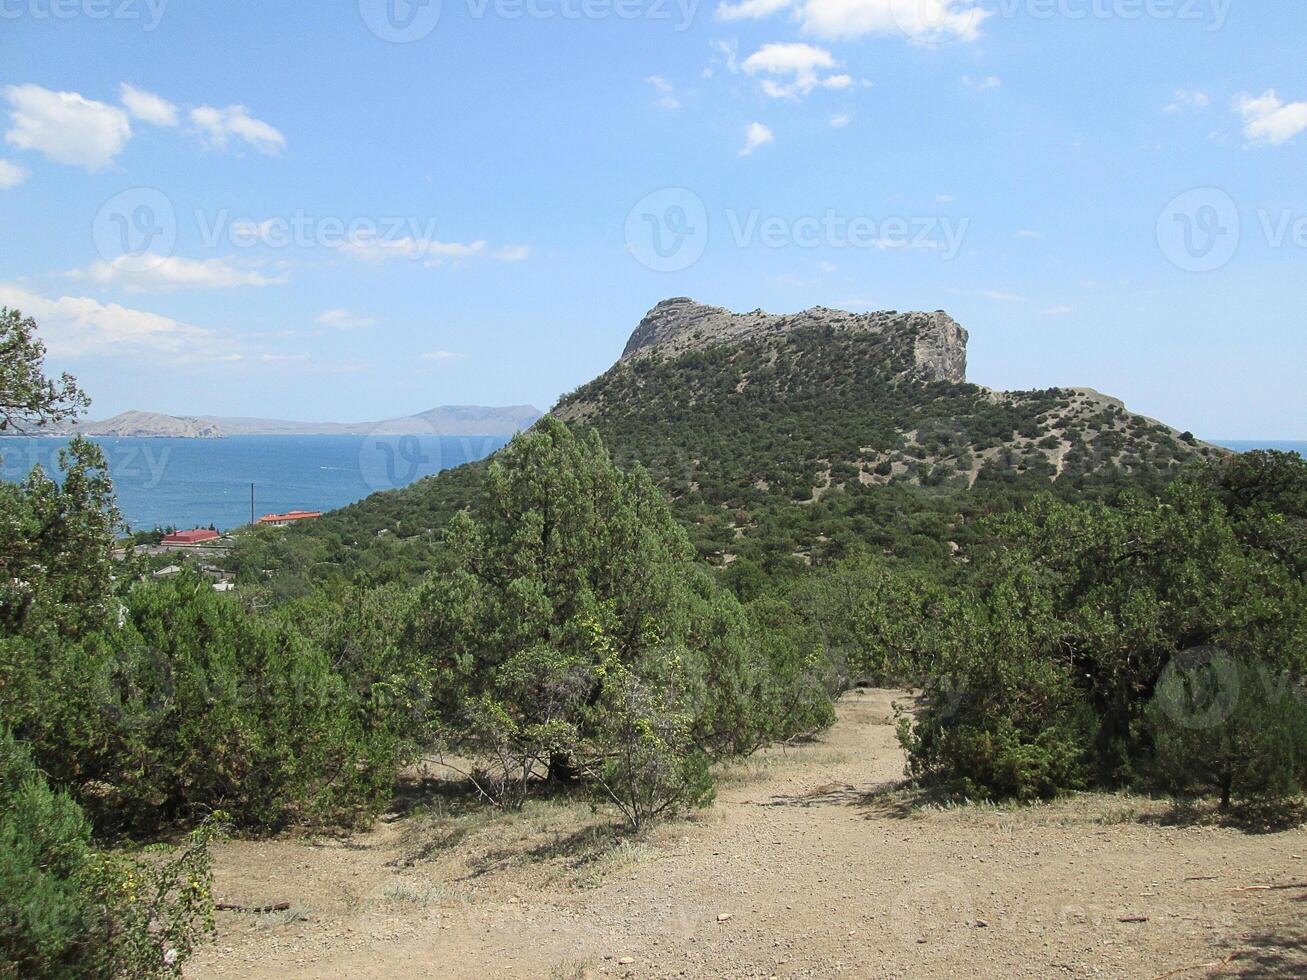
[619,298,968,384]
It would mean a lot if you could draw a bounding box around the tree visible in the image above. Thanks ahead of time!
[0,439,125,640]
[0,308,88,433]
[406,418,830,821]
[1145,656,1307,809]
[408,418,705,803]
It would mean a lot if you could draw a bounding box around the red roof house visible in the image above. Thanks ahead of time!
[161,529,221,545]
[258,510,323,526]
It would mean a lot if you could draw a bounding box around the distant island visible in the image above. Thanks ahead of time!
[11,405,543,439]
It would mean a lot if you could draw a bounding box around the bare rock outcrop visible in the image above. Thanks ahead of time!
[619,298,968,384]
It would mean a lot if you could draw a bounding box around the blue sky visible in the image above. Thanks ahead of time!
[1,0,1303,437]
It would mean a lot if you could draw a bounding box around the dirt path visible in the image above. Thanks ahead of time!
[190,690,1307,979]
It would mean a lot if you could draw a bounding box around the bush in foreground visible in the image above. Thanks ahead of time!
[0,729,216,978]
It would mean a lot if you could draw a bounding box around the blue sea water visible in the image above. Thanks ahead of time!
[0,434,509,532]
[1214,440,1307,455]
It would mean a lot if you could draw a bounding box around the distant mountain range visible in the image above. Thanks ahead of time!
[17,406,543,439]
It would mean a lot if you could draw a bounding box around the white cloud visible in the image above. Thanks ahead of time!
[799,0,989,42]
[67,255,288,292]
[715,0,791,18]
[1042,305,1072,316]
[339,234,487,263]
[190,105,286,154]
[1014,229,1042,239]
[421,350,462,362]
[739,122,774,156]
[4,84,132,171]
[962,74,1001,91]
[338,233,528,265]
[647,75,680,110]
[0,159,27,189]
[0,285,222,359]
[935,194,956,204]
[120,83,178,127]
[829,112,851,128]
[315,309,377,329]
[743,43,850,99]
[1235,90,1307,146]
[710,39,740,75]
[1164,89,1209,113]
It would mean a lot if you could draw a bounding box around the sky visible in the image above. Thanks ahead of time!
[0,0,1303,438]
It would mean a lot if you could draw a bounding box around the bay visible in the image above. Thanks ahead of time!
[0,434,508,532]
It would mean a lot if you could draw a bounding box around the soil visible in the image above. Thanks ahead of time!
[189,690,1307,979]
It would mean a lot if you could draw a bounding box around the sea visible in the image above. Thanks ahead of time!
[0,434,509,532]
[0,436,1301,533]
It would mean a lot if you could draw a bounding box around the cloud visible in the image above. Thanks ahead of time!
[421,350,462,362]
[339,234,487,263]
[4,84,132,171]
[1235,90,1307,146]
[743,43,852,99]
[0,284,223,359]
[715,0,792,19]
[0,159,26,189]
[647,75,680,110]
[799,0,989,42]
[710,39,740,75]
[315,309,377,329]
[67,255,288,292]
[337,233,528,265]
[739,122,774,157]
[1014,229,1042,239]
[119,83,179,126]
[829,112,851,128]
[1042,305,1072,316]
[935,194,956,204]
[190,104,286,154]
[1164,89,1209,113]
[962,74,1001,91]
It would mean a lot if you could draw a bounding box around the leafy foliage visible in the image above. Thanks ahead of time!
[404,419,834,825]
[1,574,400,835]
[0,728,217,978]
[898,467,1307,803]
[0,307,89,434]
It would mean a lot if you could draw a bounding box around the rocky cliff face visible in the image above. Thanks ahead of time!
[619,298,968,384]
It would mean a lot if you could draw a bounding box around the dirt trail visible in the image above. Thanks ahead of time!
[191,690,1307,979]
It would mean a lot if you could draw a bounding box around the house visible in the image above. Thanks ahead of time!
[161,529,221,545]
[258,510,323,527]
[151,565,182,579]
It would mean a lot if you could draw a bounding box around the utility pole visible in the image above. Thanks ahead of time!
[250,483,255,526]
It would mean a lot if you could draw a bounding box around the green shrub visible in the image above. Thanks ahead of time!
[1143,655,1307,808]
[1,575,398,835]
[0,729,216,978]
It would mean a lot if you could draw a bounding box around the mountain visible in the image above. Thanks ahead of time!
[68,411,223,439]
[205,406,542,437]
[20,406,542,439]
[230,298,1228,591]
[553,298,1222,502]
